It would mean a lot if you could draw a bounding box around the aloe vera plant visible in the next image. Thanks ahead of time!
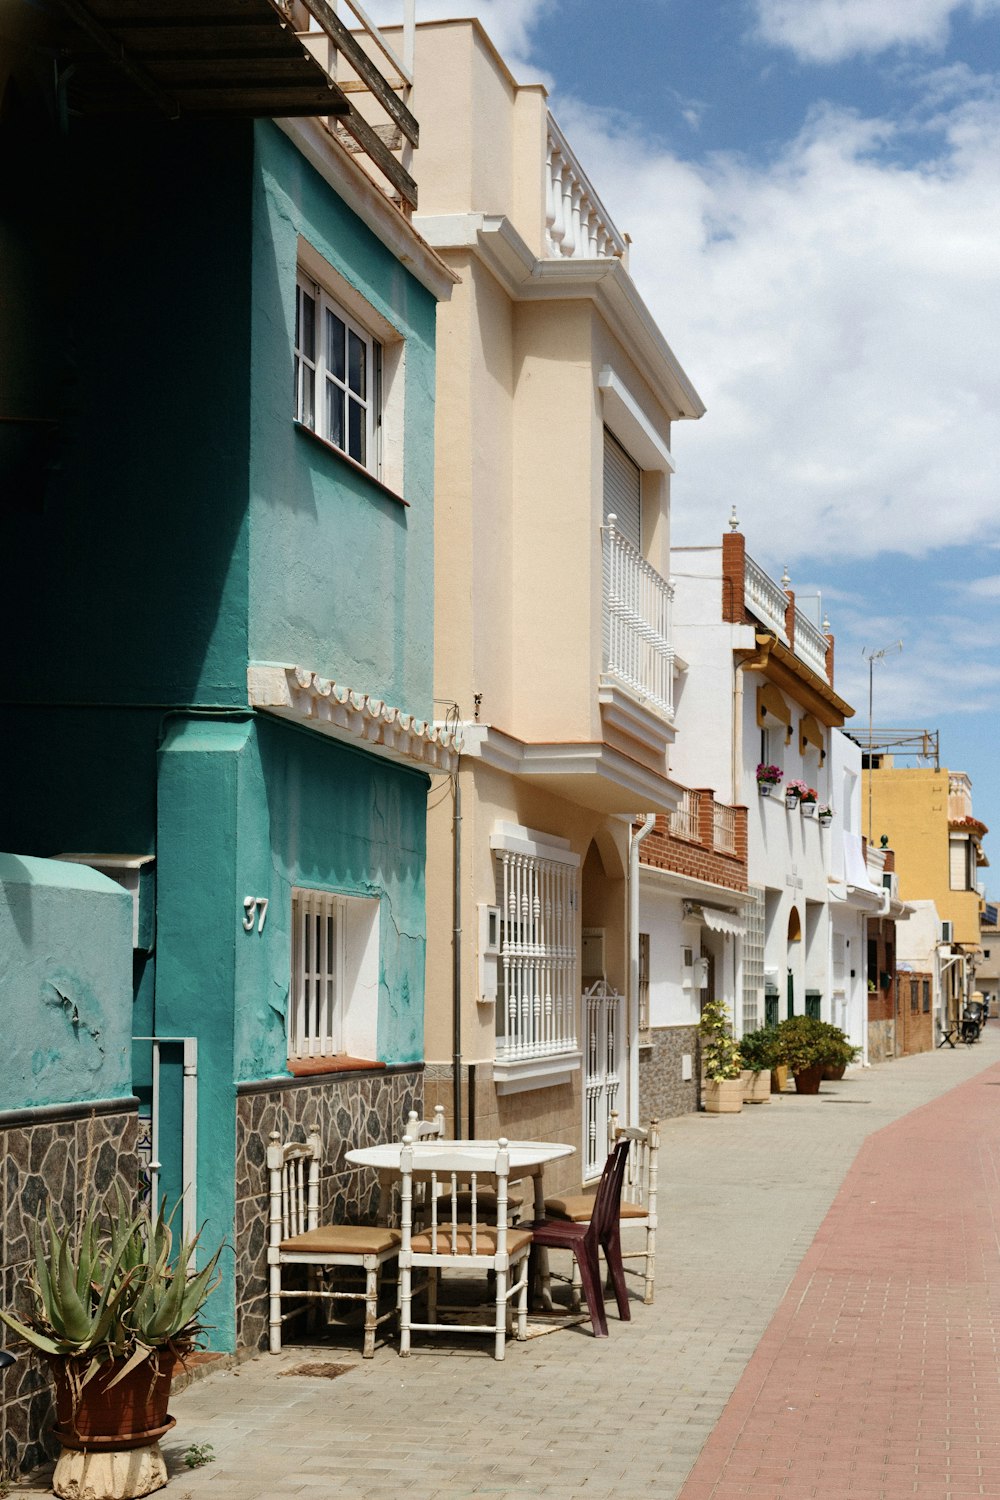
[0,1193,223,1381]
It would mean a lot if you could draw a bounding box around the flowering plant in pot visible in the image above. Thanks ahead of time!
[699,999,744,1112]
[817,804,833,826]
[0,1193,222,1496]
[798,786,818,816]
[755,763,783,797]
[784,777,808,808]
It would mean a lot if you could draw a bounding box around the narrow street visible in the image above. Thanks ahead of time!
[20,1033,1000,1500]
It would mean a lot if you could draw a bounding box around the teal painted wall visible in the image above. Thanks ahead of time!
[0,855,133,1112]
[248,122,437,716]
[155,715,427,1345]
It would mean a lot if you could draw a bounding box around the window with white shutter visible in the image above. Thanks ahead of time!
[603,427,641,553]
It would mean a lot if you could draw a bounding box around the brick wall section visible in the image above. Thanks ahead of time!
[639,797,748,892]
[721,529,745,624]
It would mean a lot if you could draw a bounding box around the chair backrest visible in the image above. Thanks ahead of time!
[405,1103,447,1140]
[609,1110,660,1214]
[587,1138,632,1241]
[267,1125,322,1247]
[399,1137,514,1258]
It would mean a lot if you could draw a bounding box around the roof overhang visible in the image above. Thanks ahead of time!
[461,723,682,816]
[248,664,460,773]
[411,211,705,422]
[737,631,854,726]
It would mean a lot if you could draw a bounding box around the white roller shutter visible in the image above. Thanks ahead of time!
[603,428,641,552]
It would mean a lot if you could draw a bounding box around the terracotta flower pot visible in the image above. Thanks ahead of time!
[51,1354,176,1452]
[822,1062,847,1081]
[792,1065,823,1095]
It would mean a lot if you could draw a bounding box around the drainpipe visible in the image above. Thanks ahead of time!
[452,773,463,1137]
[628,813,656,1125]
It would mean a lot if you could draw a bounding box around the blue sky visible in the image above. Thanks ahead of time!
[402,0,1000,877]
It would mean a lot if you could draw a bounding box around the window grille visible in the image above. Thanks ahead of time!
[670,789,699,842]
[713,800,737,854]
[289,887,378,1062]
[495,850,578,1061]
[290,888,342,1060]
[742,884,765,1033]
[638,931,650,1034]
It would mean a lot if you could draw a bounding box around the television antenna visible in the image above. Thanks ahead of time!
[862,640,903,841]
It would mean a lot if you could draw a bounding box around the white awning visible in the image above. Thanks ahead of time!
[700,907,745,937]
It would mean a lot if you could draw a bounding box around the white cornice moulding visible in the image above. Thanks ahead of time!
[598,680,676,752]
[493,1051,583,1094]
[412,211,705,421]
[640,864,751,907]
[248,664,461,772]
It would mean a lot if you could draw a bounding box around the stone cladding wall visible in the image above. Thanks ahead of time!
[0,1102,138,1477]
[867,1019,896,1064]
[639,1027,700,1120]
[234,1067,421,1351]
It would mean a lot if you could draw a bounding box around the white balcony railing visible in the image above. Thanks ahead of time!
[602,517,675,720]
[713,801,737,855]
[670,788,699,842]
[546,114,628,261]
[744,552,790,644]
[794,611,829,681]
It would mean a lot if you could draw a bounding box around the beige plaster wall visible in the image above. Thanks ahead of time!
[424,757,629,1066]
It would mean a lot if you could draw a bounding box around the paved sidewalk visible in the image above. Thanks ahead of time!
[16,1030,1000,1499]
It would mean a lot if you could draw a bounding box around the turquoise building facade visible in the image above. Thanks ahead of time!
[1,12,453,1428]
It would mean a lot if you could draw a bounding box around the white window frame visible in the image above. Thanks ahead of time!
[295,273,381,472]
[490,823,582,1093]
[289,886,380,1063]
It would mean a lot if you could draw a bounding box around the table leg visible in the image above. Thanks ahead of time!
[530,1168,556,1311]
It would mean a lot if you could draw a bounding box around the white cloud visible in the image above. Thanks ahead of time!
[958,574,1000,598]
[552,84,1000,561]
[754,0,1000,64]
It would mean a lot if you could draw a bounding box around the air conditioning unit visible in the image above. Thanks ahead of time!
[477,904,500,1004]
[941,920,954,945]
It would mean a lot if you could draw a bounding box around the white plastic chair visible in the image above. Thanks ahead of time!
[397,1137,531,1360]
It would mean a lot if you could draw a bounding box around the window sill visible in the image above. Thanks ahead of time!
[288,1054,385,1078]
[293,421,409,507]
[493,1051,582,1096]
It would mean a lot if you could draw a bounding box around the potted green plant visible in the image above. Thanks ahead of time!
[756,763,783,798]
[773,1014,835,1094]
[0,1194,223,1499]
[699,999,744,1113]
[819,1024,861,1080]
[738,1027,775,1103]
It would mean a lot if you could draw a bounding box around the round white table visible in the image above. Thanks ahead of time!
[346,1138,575,1308]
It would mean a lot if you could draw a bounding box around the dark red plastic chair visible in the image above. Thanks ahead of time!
[530,1138,631,1337]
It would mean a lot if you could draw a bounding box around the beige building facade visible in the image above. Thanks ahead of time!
[409,20,703,1184]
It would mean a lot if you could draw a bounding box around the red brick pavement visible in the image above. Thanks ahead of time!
[678,1062,1000,1499]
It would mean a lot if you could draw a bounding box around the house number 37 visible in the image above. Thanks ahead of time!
[242,897,268,933]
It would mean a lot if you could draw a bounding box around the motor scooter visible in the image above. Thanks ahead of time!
[961,999,984,1044]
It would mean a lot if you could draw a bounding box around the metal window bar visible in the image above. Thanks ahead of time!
[496,852,578,1061]
[602,516,675,719]
[290,888,342,1060]
[670,788,699,842]
[713,801,737,854]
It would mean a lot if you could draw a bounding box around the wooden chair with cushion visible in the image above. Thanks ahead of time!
[543,1112,659,1305]
[397,1137,532,1360]
[267,1125,400,1359]
[530,1137,631,1337]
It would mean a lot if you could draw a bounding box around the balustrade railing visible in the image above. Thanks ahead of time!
[743,552,789,643]
[546,114,627,261]
[602,517,674,720]
[794,612,829,680]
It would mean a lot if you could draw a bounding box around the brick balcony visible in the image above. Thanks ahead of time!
[639,788,748,891]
